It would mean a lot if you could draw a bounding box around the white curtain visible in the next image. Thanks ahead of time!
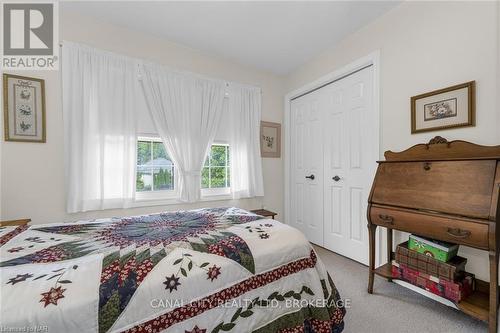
[62,42,140,213]
[228,84,264,199]
[139,63,226,202]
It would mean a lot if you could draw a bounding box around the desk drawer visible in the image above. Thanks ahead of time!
[370,206,489,249]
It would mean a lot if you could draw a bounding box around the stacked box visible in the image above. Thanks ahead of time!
[396,241,467,281]
[408,235,459,262]
[391,261,474,302]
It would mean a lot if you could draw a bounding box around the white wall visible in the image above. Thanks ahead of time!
[0,10,285,225]
[285,1,500,281]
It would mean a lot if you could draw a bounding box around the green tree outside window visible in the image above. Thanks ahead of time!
[202,144,230,189]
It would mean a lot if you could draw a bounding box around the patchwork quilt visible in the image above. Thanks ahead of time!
[0,207,345,333]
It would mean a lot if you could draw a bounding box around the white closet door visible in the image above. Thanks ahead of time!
[290,89,324,245]
[323,66,375,265]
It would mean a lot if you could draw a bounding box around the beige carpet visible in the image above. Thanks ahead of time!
[313,245,488,333]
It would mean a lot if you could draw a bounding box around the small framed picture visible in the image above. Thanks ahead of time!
[260,121,281,158]
[3,73,46,142]
[411,81,475,134]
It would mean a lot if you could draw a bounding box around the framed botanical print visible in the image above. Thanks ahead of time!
[3,74,46,142]
[411,81,475,134]
[260,121,281,158]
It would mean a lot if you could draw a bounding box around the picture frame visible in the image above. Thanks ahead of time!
[411,81,475,134]
[260,121,281,158]
[3,73,46,143]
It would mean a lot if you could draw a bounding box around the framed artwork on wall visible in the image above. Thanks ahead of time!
[411,81,475,134]
[3,73,46,142]
[260,121,281,158]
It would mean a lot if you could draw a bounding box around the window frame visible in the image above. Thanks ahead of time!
[135,135,179,201]
[134,137,232,204]
[201,143,231,197]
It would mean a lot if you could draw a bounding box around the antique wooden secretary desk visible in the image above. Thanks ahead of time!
[367,137,500,333]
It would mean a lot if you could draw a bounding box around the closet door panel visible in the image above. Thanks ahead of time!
[323,66,374,265]
[290,91,324,246]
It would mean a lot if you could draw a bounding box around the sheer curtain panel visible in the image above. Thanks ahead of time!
[62,42,140,213]
[139,63,226,202]
[228,84,264,199]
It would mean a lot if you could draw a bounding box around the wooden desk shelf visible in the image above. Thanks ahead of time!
[372,262,491,322]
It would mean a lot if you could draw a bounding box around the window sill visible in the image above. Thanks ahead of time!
[131,192,233,208]
[200,193,232,202]
[201,187,231,197]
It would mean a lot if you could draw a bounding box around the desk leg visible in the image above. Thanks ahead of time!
[368,223,377,294]
[489,251,498,333]
[387,228,393,282]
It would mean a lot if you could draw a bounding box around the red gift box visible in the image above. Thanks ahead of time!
[391,261,474,302]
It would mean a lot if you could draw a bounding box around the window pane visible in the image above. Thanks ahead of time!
[210,145,227,167]
[226,167,230,187]
[201,167,210,188]
[153,142,173,166]
[200,145,230,190]
[210,167,226,188]
[137,141,151,165]
[136,167,153,192]
[153,166,174,190]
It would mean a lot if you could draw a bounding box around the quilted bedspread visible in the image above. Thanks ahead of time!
[0,207,345,333]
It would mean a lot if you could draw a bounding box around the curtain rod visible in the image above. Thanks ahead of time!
[59,41,263,95]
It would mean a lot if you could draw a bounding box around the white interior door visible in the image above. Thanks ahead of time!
[290,89,324,245]
[322,66,375,265]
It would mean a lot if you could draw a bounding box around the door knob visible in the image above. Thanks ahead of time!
[332,175,341,181]
[305,174,315,180]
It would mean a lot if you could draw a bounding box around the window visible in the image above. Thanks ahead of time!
[202,144,230,191]
[135,139,230,201]
[136,137,175,193]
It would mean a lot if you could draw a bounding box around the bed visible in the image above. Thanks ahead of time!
[0,207,345,333]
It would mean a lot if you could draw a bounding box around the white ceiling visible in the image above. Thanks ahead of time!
[61,1,399,75]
